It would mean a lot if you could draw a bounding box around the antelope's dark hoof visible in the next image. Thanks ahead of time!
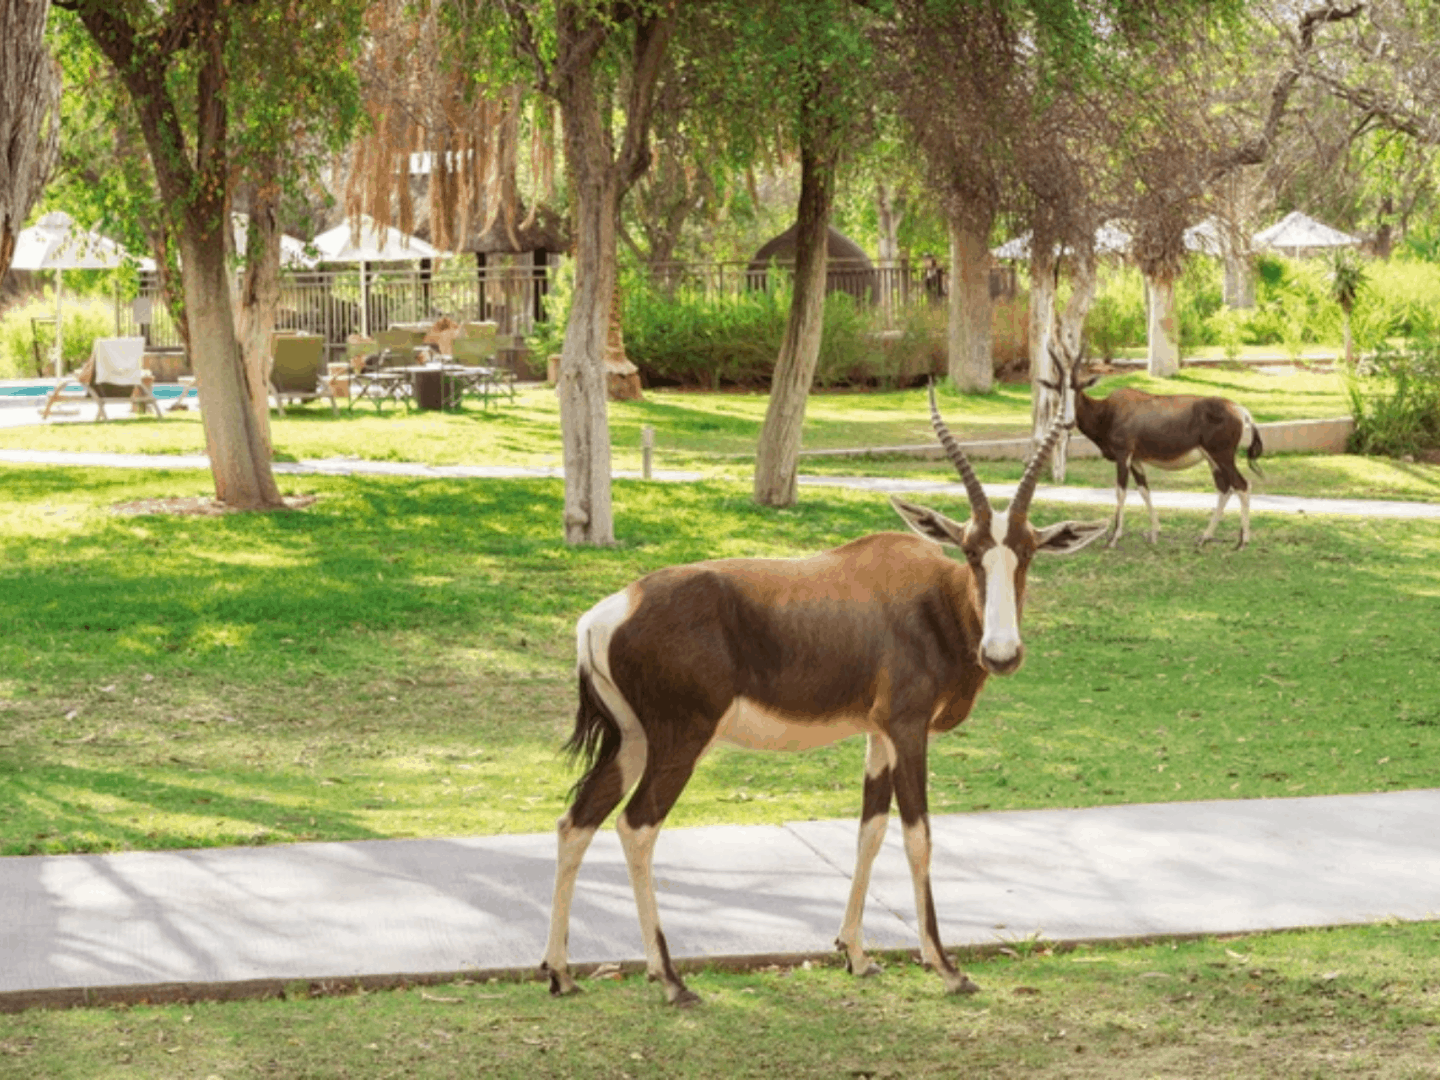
[667,986,702,1008]
[842,954,883,978]
[541,963,581,997]
[948,974,982,996]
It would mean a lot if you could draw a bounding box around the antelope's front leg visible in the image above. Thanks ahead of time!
[1108,458,1131,548]
[836,734,893,978]
[891,733,979,995]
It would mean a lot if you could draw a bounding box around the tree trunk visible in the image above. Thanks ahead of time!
[549,5,673,544]
[753,120,838,508]
[948,215,993,393]
[180,214,284,507]
[876,180,902,263]
[0,0,60,279]
[556,107,620,545]
[1146,273,1181,377]
[77,0,283,509]
[1222,250,1254,309]
[1045,251,1099,482]
[1027,249,1058,440]
[234,183,281,461]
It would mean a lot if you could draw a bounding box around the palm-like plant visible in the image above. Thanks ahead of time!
[1329,247,1368,366]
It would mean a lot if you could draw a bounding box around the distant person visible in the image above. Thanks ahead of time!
[921,253,946,305]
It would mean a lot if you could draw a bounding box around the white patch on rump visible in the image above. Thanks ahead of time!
[576,588,634,680]
[715,697,868,752]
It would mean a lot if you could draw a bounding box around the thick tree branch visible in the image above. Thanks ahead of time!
[1209,1,1366,179]
[617,11,675,190]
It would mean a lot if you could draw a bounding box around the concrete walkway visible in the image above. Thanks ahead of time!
[3,790,1437,1009]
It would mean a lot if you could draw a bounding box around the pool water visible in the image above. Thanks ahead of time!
[0,384,184,398]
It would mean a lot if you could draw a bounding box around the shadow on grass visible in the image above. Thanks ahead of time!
[1,762,385,856]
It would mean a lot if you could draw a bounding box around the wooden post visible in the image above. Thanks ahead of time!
[642,425,654,480]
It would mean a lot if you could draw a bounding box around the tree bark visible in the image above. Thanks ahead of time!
[549,4,673,544]
[1027,248,1058,439]
[1222,250,1255,309]
[753,112,838,508]
[948,215,993,393]
[234,182,281,461]
[0,0,60,278]
[1146,273,1181,377]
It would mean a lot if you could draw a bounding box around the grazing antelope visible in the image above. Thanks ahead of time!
[540,389,1108,1005]
[1046,344,1264,549]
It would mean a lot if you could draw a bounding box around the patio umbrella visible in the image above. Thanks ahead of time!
[10,210,153,377]
[1253,210,1359,259]
[990,222,1132,261]
[311,214,439,337]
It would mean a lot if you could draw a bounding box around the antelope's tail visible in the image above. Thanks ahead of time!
[1246,416,1265,477]
[564,668,623,802]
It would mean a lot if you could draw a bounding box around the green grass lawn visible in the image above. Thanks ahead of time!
[1,924,1437,1077]
[3,464,1437,855]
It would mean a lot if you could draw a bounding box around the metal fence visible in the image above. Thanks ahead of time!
[112,254,1011,358]
[119,262,554,361]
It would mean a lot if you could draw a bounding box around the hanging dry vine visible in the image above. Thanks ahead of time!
[346,0,561,252]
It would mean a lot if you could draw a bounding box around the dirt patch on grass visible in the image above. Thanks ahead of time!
[109,494,318,517]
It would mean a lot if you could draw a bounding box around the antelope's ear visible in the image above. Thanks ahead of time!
[1079,373,1100,390]
[890,495,967,547]
[1034,518,1109,555]
[1038,377,1060,393]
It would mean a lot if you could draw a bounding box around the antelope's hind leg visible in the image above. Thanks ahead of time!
[541,675,648,997]
[1131,463,1159,543]
[836,734,894,978]
[1199,456,1248,548]
[617,732,712,1007]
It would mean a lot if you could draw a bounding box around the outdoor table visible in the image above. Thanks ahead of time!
[347,366,412,412]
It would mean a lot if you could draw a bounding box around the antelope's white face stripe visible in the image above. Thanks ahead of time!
[978,530,1022,670]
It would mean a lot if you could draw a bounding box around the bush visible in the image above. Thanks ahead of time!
[1084,265,1146,358]
[0,292,117,379]
[1345,337,1440,457]
[619,273,943,390]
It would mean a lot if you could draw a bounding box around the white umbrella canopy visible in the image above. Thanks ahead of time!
[312,214,440,337]
[10,211,155,376]
[1253,210,1359,258]
[990,222,1133,261]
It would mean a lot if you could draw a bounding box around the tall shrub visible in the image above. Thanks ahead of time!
[1345,337,1440,458]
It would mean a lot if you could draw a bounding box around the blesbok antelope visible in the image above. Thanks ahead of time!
[541,389,1108,1006]
[1045,344,1265,549]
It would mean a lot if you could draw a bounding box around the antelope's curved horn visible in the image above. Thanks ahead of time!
[1009,415,1071,523]
[928,380,991,524]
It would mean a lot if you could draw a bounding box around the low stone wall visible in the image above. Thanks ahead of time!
[802,417,1356,462]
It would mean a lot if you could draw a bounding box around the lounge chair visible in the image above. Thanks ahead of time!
[449,325,516,407]
[40,336,164,421]
[269,332,337,416]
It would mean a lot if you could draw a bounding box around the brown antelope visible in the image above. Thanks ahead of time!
[541,389,1108,1005]
[1046,343,1264,549]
